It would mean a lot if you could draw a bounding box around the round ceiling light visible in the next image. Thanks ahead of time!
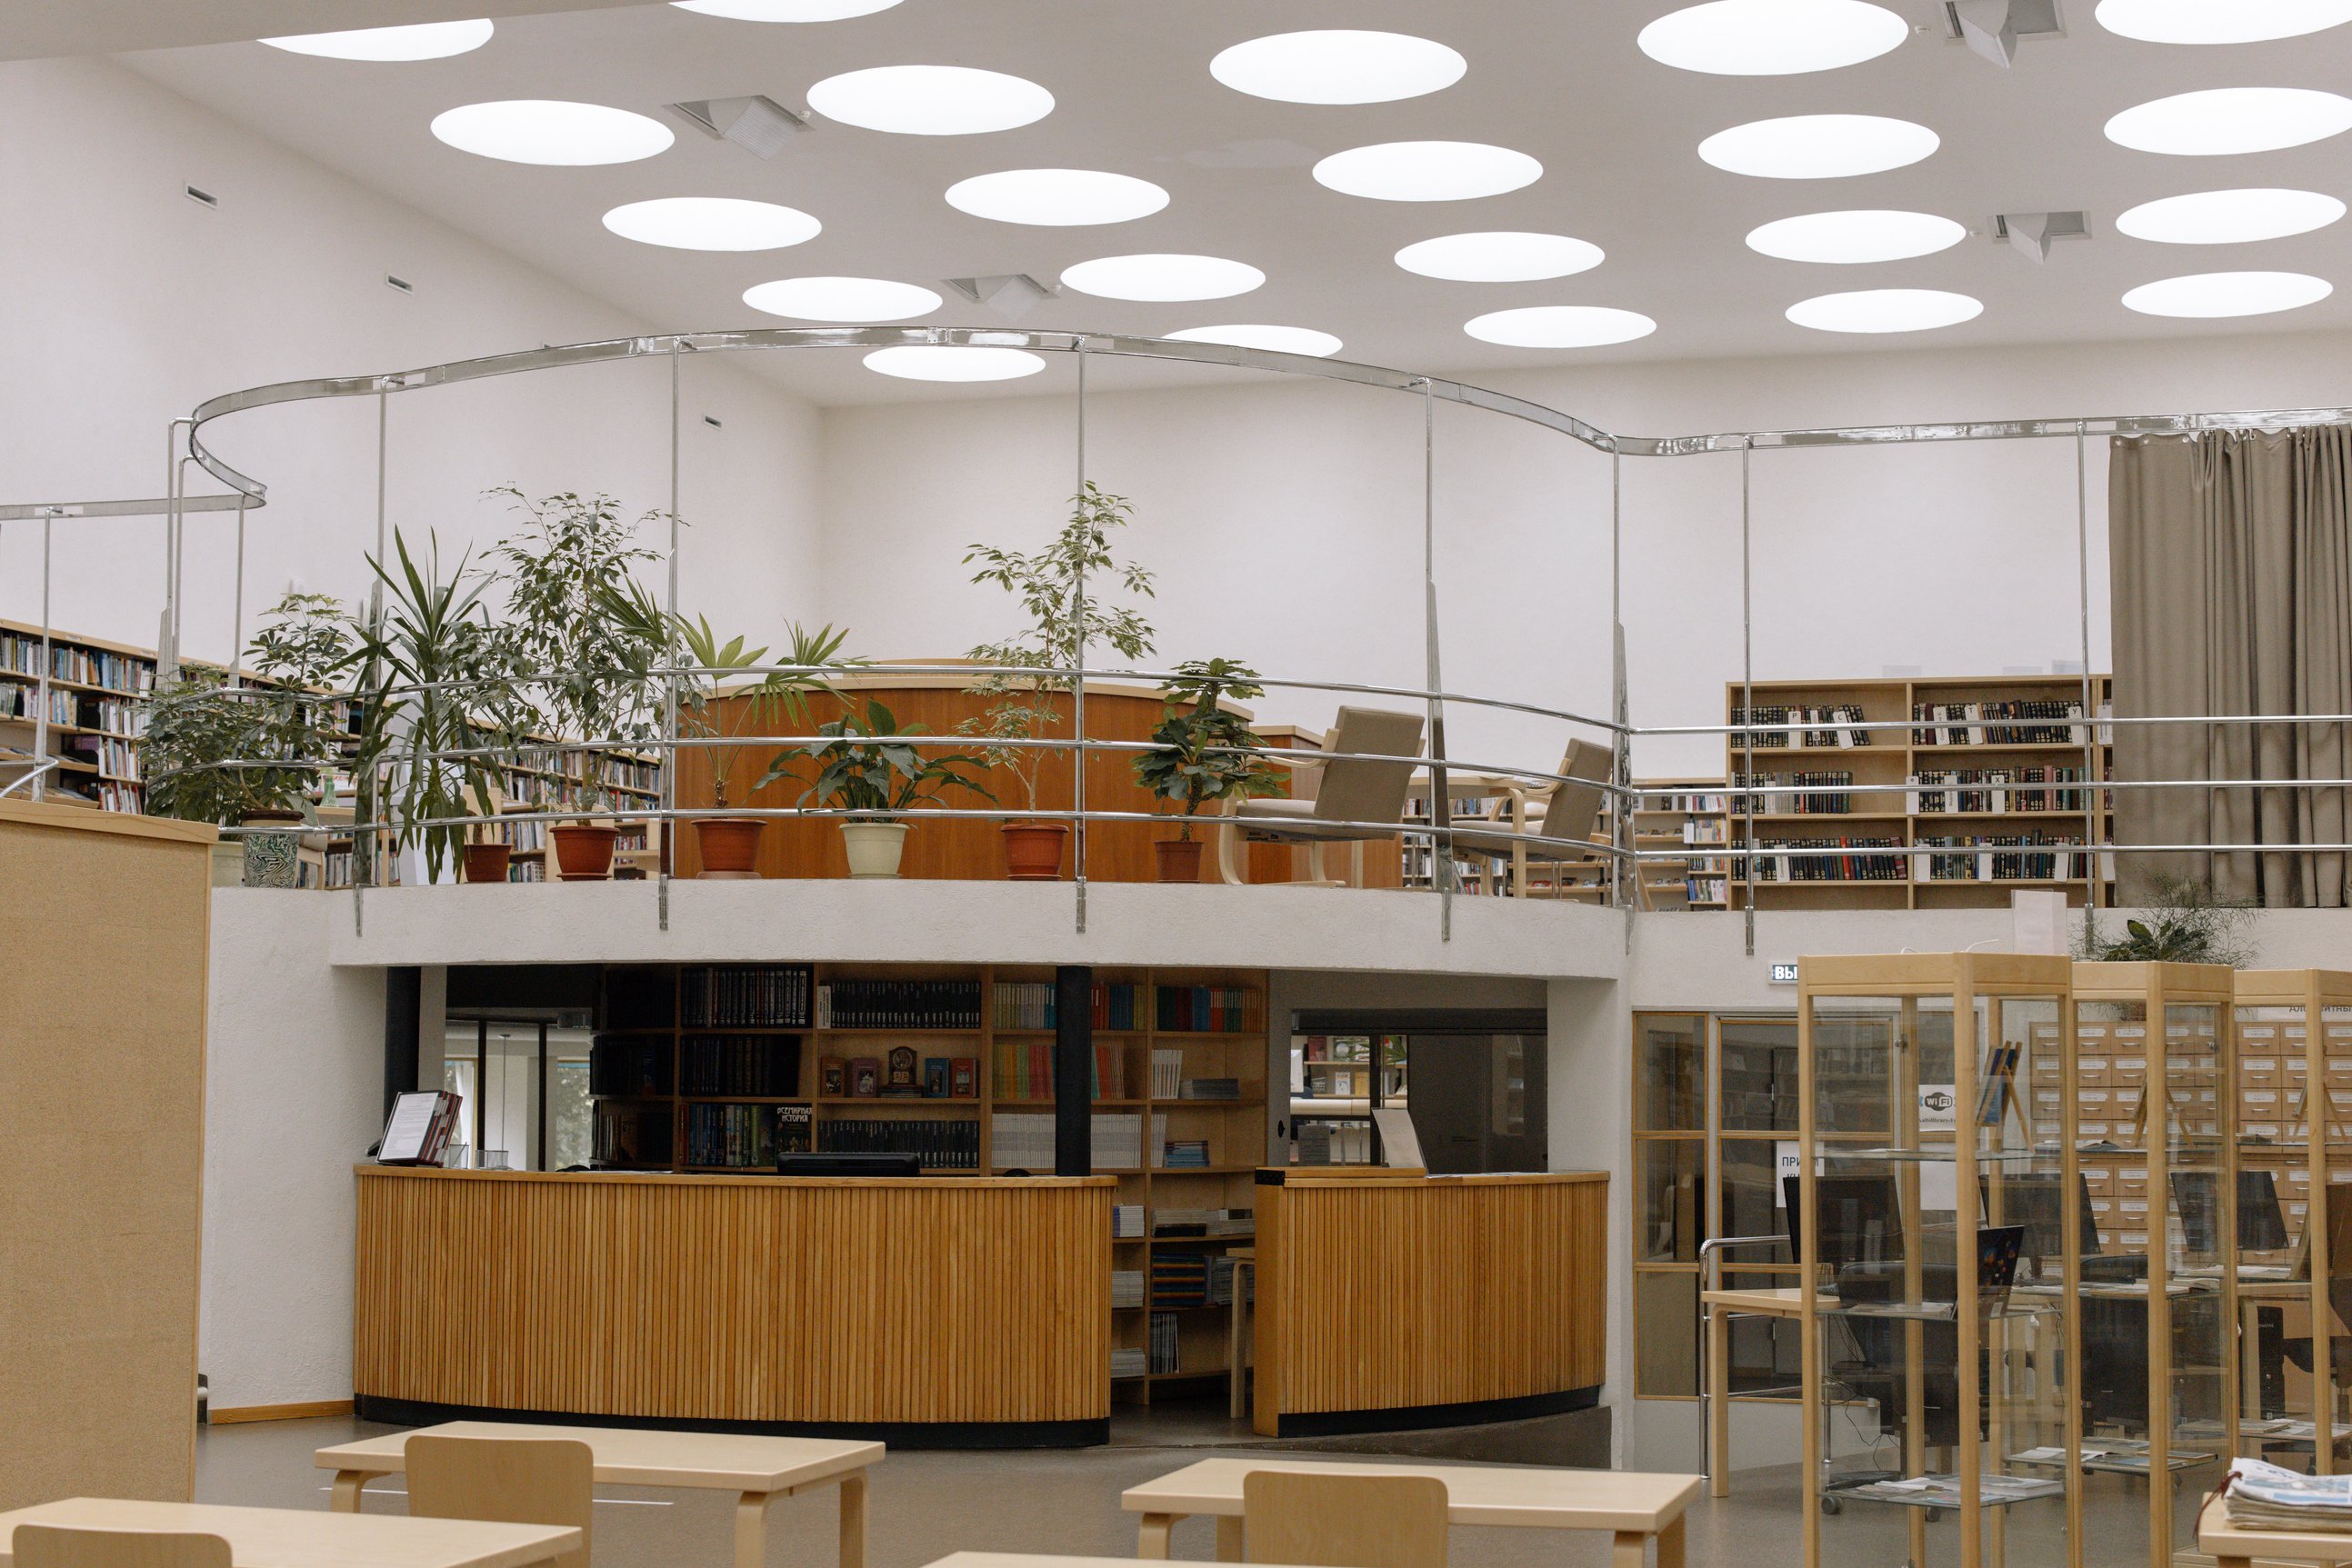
[742,276,943,321]
[672,0,901,18]
[946,169,1169,225]
[1698,114,1938,178]
[1637,0,1907,75]
[2095,0,2352,44]
[865,345,1046,381]
[1208,30,1466,105]
[1464,305,1657,348]
[430,100,674,165]
[2117,188,2346,245]
[1164,325,1344,357]
[806,65,1053,135]
[2121,270,2333,317]
[1312,141,1542,202]
[1059,254,1264,302]
[1395,231,1604,282]
[2105,88,2352,155]
[261,19,494,59]
[602,196,820,251]
[1786,287,1983,333]
[1746,209,1967,263]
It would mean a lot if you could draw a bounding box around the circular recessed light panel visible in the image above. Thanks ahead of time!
[602,197,821,251]
[1395,231,1604,282]
[262,19,494,58]
[1787,288,1983,333]
[1209,30,1466,105]
[1746,209,1967,263]
[672,0,901,18]
[865,346,1046,381]
[742,276,942,321]
[2106,88,2352,155]
[430,101,674,165]
[2117,188,2346,245]
[1464,305,1657,348]
[1165,325,1344,357]
[1637,0,1907,75]
[1059,254,1264,302]
[1312,141,1541,202]
[1699,115,1938,178]
[946,169,1168,225]
[2122,270,2333,317]
[2095,0,2352,44]
[806,65,1053,135]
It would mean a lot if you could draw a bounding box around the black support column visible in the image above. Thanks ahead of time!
[1053,964,1094,1176]
[383,965,422,1119]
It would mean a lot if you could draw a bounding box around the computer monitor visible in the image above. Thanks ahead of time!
[1980,1171,2102,1270]
[2172,1169,2292,1253]
[776,1152,924,1177]
[1782,1174,1904,1271]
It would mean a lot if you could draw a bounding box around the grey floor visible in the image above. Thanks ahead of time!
[195,1407,2171,1568]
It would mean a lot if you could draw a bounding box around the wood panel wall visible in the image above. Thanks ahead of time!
[1253,1172,1607,1435]
[355,1169,1112,1427]
[0,799,213,1508]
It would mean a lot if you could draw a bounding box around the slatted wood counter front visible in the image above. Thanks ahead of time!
[355,1168,1112,1445]
[1251,1170,1607,1438]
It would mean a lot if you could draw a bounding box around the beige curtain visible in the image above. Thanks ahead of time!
[2111,428,2352,908]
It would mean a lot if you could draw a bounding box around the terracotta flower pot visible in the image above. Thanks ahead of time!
[1154,837,1205,884]
[461,843,513,884]
[550,823,620,881]
[1000,821,1069,881]
[693,816,765,878]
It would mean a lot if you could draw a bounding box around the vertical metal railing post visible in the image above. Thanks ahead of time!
[229,497,248,688]
[160,420,189,680]
[1611,445,1633,938]
[1740,439,1756,957]
[33,510,54,802]
[357,387,387,933]
[1072,340,1089,936]
[660,339,682,932]
[1423,378,1452,942]
[2077,421,2101,940]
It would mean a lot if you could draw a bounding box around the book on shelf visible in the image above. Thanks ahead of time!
[1731,703,1872,750]
[1148,1311,1179,1374]
[1151,1252,1211,1306]
[1177,1077,1241,1101]
[679,1034,803,1097]
[990,980,1142,1031]
[590,1035,671,1096]
[990,1111,1156,1169]
[1154,984,1256,1034]
[816,977,982,1029]
[1111,1270,1146,1309]
[681,964,814,1028]
[1150,1048,1182,1100]
[1732,770,1853,815]
[1910,698,2086,748]
[992,1039,1127,1099]
[1159,1137,1212,1168]
[820,1115,979,1170]
[1744,835,1907,884]
[1111,1346,1148,1380]
[1152,1206,1254,1238]
[1911,765,2100,814]
[1913,834,2090,883]
[1112,1203,1146,1238]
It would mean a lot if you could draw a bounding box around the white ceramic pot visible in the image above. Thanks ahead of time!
[840,821,909,879]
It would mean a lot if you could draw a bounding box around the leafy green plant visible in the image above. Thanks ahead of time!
[778,697,995,824]
[144,671,282,825]
[1133,658,1280,841]
[242,591,359,809]
[962,482,1156,814]
[2077,875,2255,967]
[145,593,360,825]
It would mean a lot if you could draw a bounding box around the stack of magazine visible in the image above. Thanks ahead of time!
[2225,1458,2352,1533]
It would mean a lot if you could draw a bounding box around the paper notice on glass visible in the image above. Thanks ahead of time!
[1919,1083,1958,1133]
[1919,1159,1958,1213]
[378,1091,442,1164]
[1373,1106,1425,1169]
[1774,1142,1825,1203]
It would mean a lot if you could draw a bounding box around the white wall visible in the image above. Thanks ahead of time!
[0,55,823,662]
[816,327,2352,782]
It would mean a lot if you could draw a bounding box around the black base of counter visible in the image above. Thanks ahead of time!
[1270,1383,1601,1440]
[355,1395,1110,1451]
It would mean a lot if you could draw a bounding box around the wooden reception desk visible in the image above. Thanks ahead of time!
[1251,1169,1608,1437]
[355,1168,1112,1446]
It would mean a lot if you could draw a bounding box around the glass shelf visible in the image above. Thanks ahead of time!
[1823,1145,2048,1164]
[1821,1297,2061,1323]
[1839,1474,2066,1510]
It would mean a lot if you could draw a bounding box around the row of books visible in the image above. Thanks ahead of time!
[1153,1207,1254,1238]
[1912,765,2100,814]
[1746,836,1907,883]
[1733,770,1854,814]
[1643,790,1729,814]
[1912,698,2089,746]
[1113,1203,1146,1238]
[0,634,152,694]
[1151,1253,1212,1306]
[1112,1270,1145,1309]
[1149,1312,1180,1373]
[681,1035,803,1098]
[684,964,815,1028]
[817,978,983,1030]
[1733,703,1874,749]
[1,686,78,725]
[1156,985,1257,1034]
[990,1112,1162,1170]
[1682,821,1730,846]
[991,980,1144,1031]
[1298,1035,1373,1064]
[1111,1346,1149,1380]
[685,1103,813,1168]
[590,1037,671,1097]
[992,1040,1128,1099]
[82,735,139,778]
[1175,1077,1242,1100]
[823,1116,980,1169]
[1917,836,2095,882]
[1162,1138,1212,1167]
[1149,1048,1185,1099]
[1686,876,1729,904]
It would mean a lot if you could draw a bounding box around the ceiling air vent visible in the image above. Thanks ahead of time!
[1993,210,2088,262]
[668,96,809,160]
[184,184,218,209]
[1945,0,2065,65]
[385,274,415,295]
[945,274,1057,321]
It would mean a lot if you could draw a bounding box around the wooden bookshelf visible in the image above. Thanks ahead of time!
[588,962,1268,1403]
[1621,778,1732,910]
[1725,674,2115,909]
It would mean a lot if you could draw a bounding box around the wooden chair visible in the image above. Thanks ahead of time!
[1447,738,1612,899]
[1241,1470,1449,1568]
[405,1434,594,1568]
[11,1529,230,1568]
[1216,707,1426,888]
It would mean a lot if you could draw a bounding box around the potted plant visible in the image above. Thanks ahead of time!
[962,481,1156,880]
[779,697,994,878]
[602,582,856,878]
[145,671,287,885]
[487,488,666,881]
[1133,658,1280,884]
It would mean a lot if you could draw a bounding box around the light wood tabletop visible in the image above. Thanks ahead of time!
[0,1499,577,1568]
[1698,1287,1804,1317]
[316,1423,881,1568]
[2197,1492,2352,1567]
[928,1554,1327,1568]
[1122,1459,1699,1568]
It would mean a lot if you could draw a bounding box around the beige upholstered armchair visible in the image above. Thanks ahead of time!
[1215,706,1426,888]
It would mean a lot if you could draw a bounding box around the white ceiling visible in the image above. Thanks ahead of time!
[119,0,2352,407]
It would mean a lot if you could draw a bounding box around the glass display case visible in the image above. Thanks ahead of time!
[1797,954,2077,1568]
[2231,971,2352,1483]
[2068,963,2237,1568]
[1635,1013,1706,1398]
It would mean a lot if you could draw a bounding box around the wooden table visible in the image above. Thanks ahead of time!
[316,1422,880,1568]
[1122,1458,1698,1568]
[1699,1285,1805,1499]
[1226,1247,1256,1421]
[0,1499,577,1568]
[2197,1492,2352,1567]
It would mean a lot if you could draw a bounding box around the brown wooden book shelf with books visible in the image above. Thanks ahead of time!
[1619,778,1732,910]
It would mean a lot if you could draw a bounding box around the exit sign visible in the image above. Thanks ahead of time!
[1768,963,1800,985]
